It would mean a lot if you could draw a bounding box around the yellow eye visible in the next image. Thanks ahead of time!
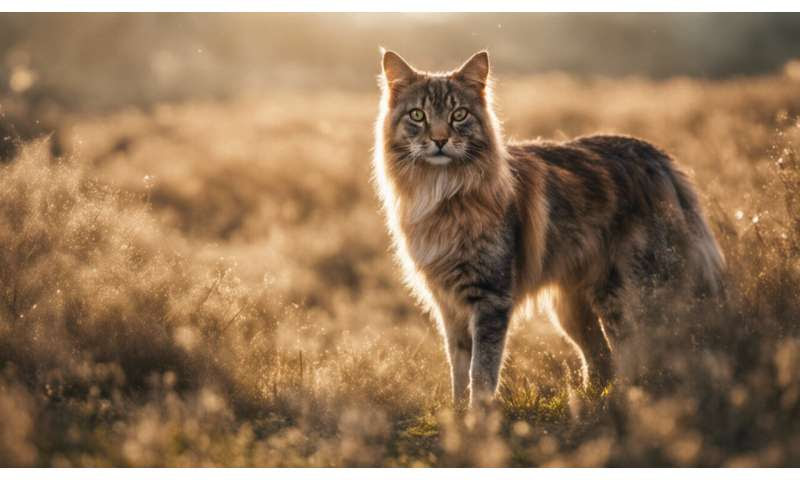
[409,109,425,122]
[452,108,468,122]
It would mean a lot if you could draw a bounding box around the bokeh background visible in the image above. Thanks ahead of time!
[2,14,800,109]
[1,13,800,467]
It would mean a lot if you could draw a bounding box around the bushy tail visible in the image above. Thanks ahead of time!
[669,167,727,297]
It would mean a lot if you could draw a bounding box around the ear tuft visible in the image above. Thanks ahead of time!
[455,50,490,88]
[382,50,417,84]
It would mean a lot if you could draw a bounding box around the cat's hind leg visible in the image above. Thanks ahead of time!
[553,289,613,392]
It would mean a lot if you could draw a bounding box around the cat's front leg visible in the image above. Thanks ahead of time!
[469,301,511,407]
[442,309,472,410]
[444,320,472,410]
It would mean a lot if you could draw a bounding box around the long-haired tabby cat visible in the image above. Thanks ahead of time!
[372,50,725,409]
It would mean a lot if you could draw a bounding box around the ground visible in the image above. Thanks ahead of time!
[1,71,800,466]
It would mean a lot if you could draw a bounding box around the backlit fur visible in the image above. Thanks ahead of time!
[372,50,725,408]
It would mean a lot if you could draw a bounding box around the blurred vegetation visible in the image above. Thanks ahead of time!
[2,13,800,467]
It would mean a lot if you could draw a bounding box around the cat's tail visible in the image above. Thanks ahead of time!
[668,166,727,298]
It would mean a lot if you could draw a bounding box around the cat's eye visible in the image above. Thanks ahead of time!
[451,108,468,122]
[409,109,426,122]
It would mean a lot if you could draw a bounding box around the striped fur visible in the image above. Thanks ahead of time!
[373,50,725,408]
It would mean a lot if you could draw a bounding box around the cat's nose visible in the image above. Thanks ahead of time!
[432,138,448,149]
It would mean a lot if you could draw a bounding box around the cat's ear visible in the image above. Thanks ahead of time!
[455,51,490,89]
[381,49,417,85]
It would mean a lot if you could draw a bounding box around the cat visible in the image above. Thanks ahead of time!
[372,49,725,409]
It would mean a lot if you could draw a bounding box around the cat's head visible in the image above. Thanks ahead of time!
[377,50,505,173]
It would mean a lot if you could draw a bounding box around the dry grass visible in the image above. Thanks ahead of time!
[2,72,800,466]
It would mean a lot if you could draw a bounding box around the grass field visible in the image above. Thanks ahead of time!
[2,70,800,466]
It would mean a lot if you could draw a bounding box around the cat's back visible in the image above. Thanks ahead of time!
[507,134,684,219]
[508,134,674,179]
